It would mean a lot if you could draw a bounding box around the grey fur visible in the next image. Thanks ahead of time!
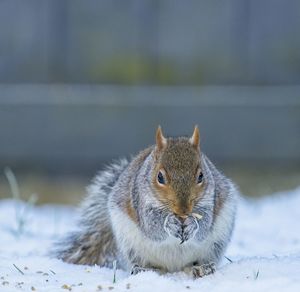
[52,159,128,267]
[53,137,238,276]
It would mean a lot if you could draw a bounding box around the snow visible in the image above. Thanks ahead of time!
[1,187,300,291]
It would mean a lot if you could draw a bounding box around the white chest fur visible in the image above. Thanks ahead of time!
[109,207,213,272]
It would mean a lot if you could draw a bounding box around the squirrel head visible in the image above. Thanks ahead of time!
[152,126,204,218]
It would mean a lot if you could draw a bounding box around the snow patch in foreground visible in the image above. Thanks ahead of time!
[0,187,300,291]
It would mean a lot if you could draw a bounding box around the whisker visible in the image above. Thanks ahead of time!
[157,205,169,212]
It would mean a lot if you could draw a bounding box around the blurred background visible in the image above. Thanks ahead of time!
[0,0,299,205]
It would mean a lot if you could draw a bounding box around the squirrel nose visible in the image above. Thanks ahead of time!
[173,205,193,220]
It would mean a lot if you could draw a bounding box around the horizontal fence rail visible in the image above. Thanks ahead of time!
[0,85,299,173]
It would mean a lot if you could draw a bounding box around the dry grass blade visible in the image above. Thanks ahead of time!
[4,167,38,236]
[13,264,24,275]
[224,256,233,263]
[4,167,21,200]
[112,260,117,283]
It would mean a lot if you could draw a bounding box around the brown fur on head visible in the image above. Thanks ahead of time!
[152,126,204,218]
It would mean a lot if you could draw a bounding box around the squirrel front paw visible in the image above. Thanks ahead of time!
[181,216,199,243]
[164,214,198,243]
[130,264,164,275]
[184,263,216,279]
[164,214,183,241]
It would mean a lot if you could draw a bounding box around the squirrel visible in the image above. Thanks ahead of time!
[53,126,237,278]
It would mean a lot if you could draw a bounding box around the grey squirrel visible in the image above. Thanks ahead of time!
[54,126,238,278]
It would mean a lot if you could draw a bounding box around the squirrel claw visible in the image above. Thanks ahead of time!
[130,264,147,275]
[184,263,216,278]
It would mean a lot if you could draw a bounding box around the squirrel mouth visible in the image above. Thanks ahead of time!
[178,213,203,221]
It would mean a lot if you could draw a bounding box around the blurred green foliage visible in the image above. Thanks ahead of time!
[90,56,178,85]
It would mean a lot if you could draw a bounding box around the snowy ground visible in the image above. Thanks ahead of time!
[0,188,300,292]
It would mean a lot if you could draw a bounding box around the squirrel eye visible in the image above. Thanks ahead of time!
[157,171,165,185]
[197,172,204,184]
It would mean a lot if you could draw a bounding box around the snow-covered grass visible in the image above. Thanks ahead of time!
[1,187,300,291]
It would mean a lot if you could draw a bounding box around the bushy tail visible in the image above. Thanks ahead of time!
[52,159,129,267]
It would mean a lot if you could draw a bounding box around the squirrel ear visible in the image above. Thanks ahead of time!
[156,126,167,151]
[189,125,200,149]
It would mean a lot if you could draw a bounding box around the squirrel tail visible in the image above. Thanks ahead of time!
[52,159,129,267]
